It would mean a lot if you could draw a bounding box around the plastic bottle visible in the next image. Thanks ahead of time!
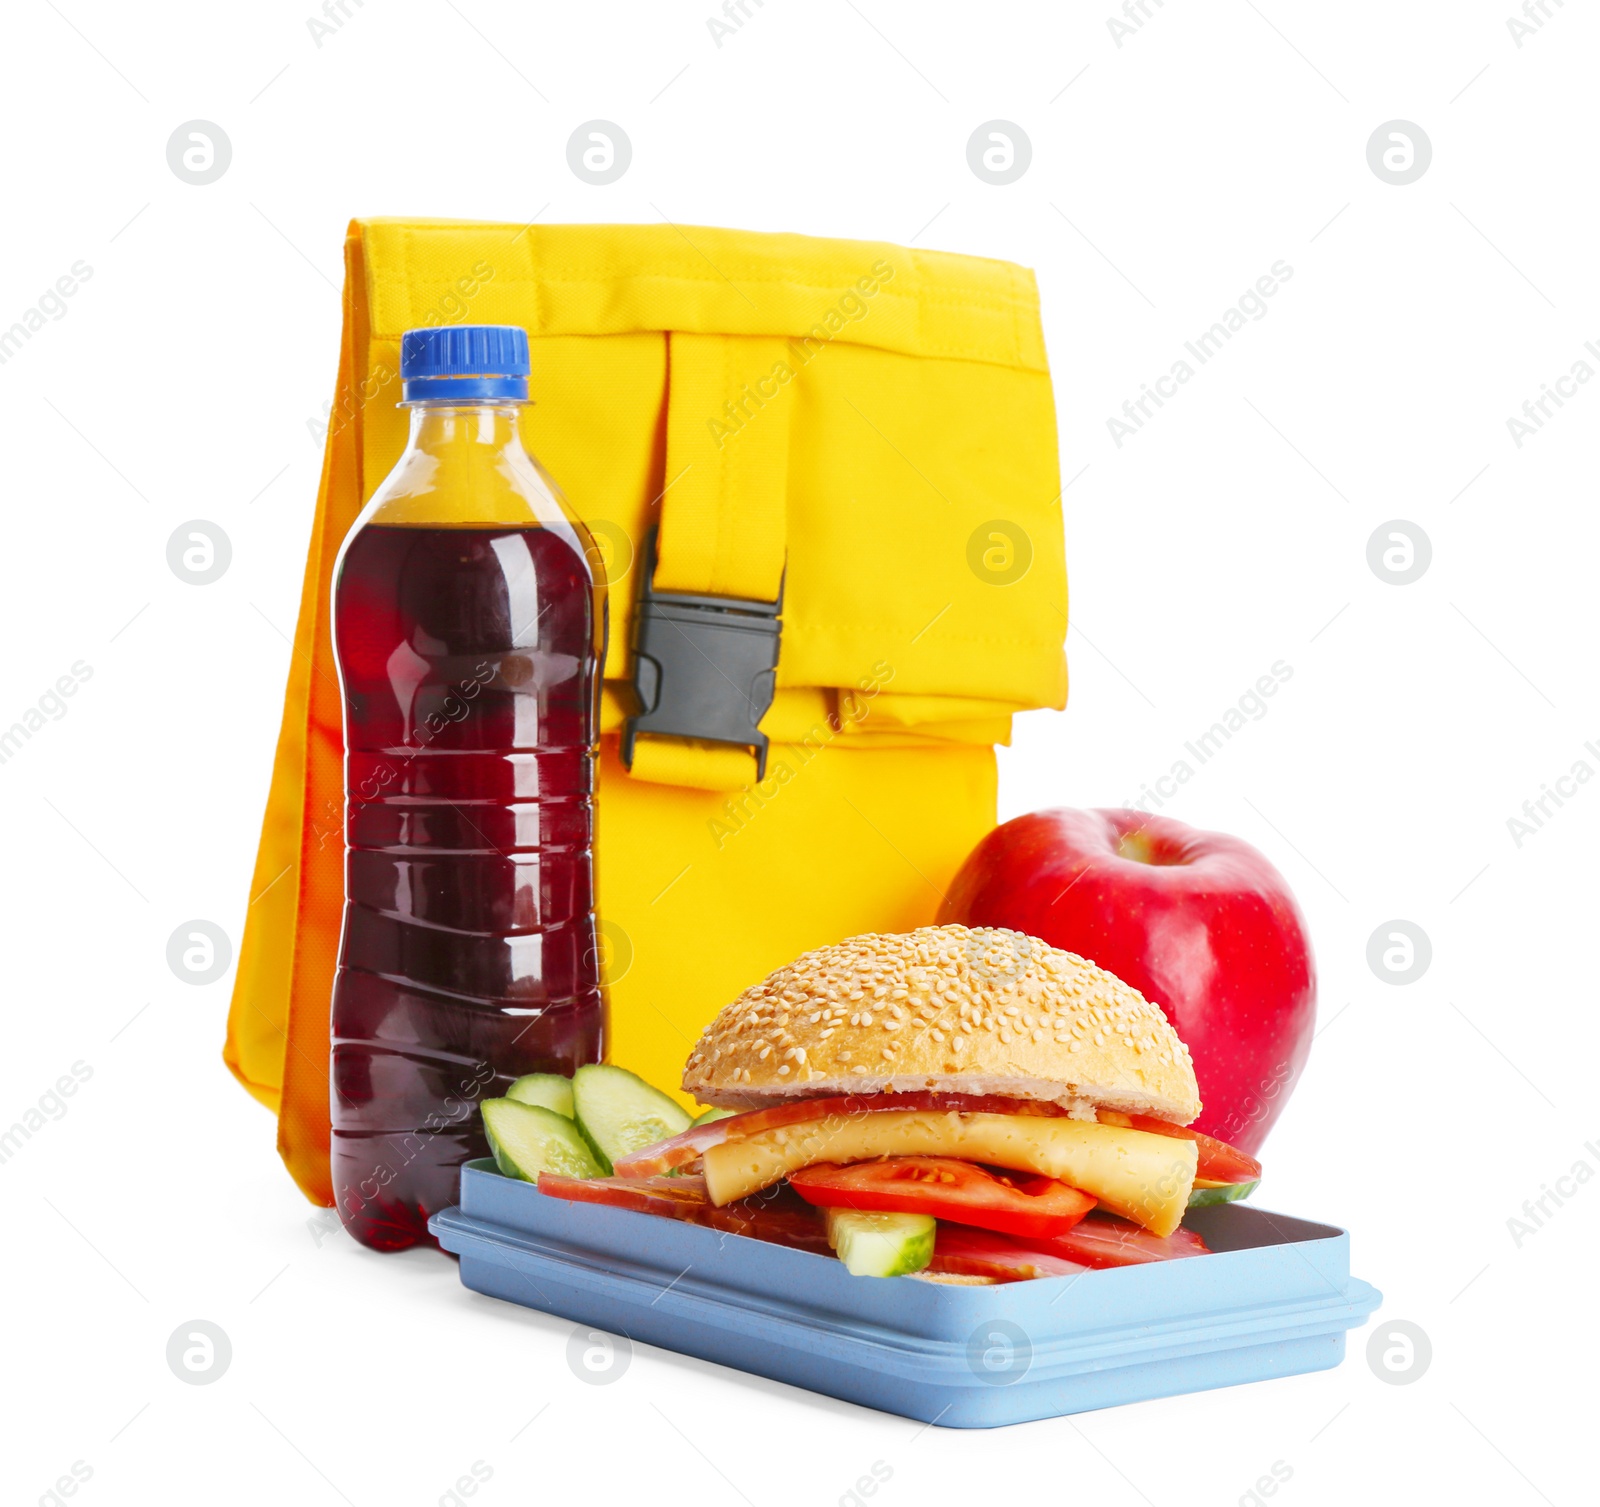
[328,325,606,1251]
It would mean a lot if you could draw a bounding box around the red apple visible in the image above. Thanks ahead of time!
[939,807,1315,1154]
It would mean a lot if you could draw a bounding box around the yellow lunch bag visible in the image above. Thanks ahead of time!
[223,218,1067,1205]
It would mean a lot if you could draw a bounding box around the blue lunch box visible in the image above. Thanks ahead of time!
[431,1160,1380,1428]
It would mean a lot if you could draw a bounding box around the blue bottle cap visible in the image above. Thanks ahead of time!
[400,325,530,401]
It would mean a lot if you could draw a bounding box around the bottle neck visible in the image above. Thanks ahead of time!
[357,397,567,529]
[404,401,526,456]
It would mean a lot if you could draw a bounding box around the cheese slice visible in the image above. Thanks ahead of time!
[701,1110,1198,1237]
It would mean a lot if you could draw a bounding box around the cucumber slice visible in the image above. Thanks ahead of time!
[482,1098,603,1182]
[571,1064,693,1174]
[506,1072,575,1119]
[690,1106,736,1127]
[825,1208,936,1278]
[1188,1178,1260,1208]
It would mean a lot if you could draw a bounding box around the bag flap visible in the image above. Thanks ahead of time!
[350,220,1068,720]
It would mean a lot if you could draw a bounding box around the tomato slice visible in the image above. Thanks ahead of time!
[930,1225,1090,1282]
[1097,1111,1262,1185]
[536,1172,831,1255]
[535,1173,706,1215]
[930,1214,1207,1276]
[613,1091,1077,1178]
[1037,1210,1209,1267]
[788,1157,1096,1239]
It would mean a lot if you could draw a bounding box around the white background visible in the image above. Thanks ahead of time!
[2,2,1595,1503]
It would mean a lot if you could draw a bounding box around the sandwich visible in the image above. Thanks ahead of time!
[514,925,1262,1280]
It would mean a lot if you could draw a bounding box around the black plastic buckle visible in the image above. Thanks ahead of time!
[622,528,784,780]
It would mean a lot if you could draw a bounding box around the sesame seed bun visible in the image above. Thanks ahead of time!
[682,924,1201,1124]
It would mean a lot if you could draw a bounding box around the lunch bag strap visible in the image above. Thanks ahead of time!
[624,331,794,791]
